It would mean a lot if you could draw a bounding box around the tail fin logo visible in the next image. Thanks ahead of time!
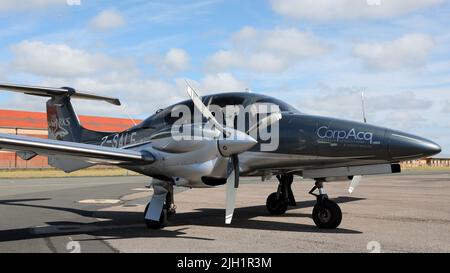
[48,115,71,140]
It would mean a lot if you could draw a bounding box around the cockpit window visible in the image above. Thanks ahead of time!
[139,100,197,129]
[254,97,299,113]
[208,96,246,108]
[136,93,299,130]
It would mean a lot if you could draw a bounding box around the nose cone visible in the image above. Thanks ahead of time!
[218,131,258,157]
[388,131,441,160]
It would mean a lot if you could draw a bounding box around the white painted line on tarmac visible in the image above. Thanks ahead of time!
[78,199,121,205]
[132,188,153,192]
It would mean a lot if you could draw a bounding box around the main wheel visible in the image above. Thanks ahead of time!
[144,203,166,229]
[312,199,342,229]
[266,192,288,215]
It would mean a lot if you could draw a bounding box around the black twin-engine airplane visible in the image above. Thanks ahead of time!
[0,83,441,229]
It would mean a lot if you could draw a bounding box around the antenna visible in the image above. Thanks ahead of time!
[361,90,367,123]
[120,103,137,126]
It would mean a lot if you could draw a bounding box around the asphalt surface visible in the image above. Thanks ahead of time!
[0,171,449,253]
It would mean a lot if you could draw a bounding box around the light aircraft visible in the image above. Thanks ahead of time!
[0,83,441,229]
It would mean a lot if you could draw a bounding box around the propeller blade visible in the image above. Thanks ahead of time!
[232,155,239,188]
[225,155,239,224]
[185,81,229,136]
[349,175,363,194]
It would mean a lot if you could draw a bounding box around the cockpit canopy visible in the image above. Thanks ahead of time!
[137,92,299,130]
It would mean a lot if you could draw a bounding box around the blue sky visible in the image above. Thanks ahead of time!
[0,0,449,155]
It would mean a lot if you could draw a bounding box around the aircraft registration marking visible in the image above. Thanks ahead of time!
[101,132,137,148]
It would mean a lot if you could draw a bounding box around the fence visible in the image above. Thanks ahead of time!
[0,153,52,170]
[401,158,450,168]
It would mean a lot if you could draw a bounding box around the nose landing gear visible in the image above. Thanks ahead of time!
[309,179,342,229]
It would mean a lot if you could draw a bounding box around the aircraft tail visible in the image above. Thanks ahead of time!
[0,84,123,172]
[46,94,112,143]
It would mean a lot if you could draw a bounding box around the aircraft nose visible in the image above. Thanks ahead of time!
[388,131,441,160]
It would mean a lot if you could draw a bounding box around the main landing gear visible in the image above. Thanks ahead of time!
[265,175,342,229]
[144,179,177,229]
[266,174,297,215]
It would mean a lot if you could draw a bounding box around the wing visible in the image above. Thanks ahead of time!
[0,133,154,166]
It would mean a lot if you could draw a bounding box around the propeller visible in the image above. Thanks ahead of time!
[185,81,257,224]
[225,155,239,224]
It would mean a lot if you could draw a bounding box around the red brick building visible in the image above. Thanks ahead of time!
[0,109,140,169]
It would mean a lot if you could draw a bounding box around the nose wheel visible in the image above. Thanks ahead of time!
[312,199,342,229]
[309,180,342,229]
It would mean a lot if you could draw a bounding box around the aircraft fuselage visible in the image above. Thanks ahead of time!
[94,92,440,188]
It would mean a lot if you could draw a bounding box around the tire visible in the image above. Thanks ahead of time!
[266,192,288,215]
[312,199,342,229]
[144,203,166,229]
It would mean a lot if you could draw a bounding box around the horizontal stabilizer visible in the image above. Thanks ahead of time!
[17,151,38,161]
[0,83,121,106]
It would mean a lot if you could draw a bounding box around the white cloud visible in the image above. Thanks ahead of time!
[0,0,64,12]
[207,50,288,73]
[385,111,427,130]
[198,73,248,93]
[68,73,247,115]
[263,28,329,58]
[301,87,370,121]
[0,73,186,117]
[11,41,134,77]
[353,34,435,71]
[1,73,247,117]
[298,86,440,134]
[68,77,184,116]
[147,48,191,74]
[206,27,329,73]
[443,101,450,113]
[3,40,247,117]
[162,48,190,73]
[232,26,257,41]
[271,0,444,21]
[165,48,190,72]
[0,63,7,81]
[89,9,127,31]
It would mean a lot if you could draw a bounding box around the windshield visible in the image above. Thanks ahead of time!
[253,97,299,113]
[136,93,299,130]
